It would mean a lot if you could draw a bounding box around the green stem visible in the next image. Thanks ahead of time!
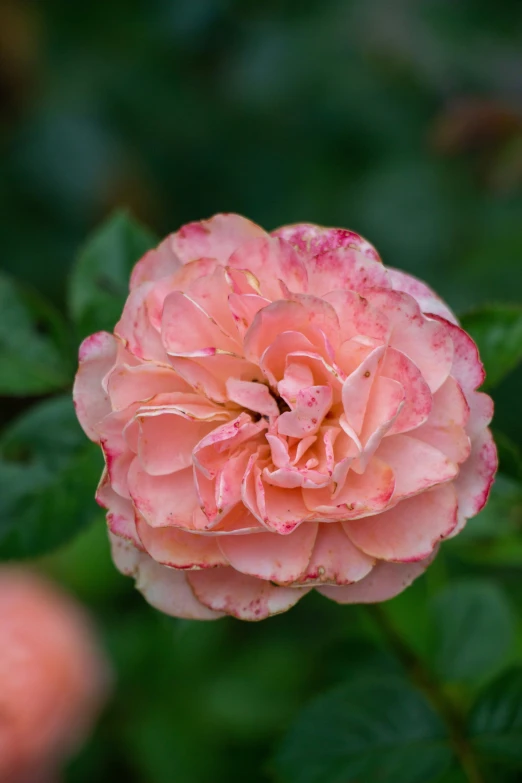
[366,605,484,783]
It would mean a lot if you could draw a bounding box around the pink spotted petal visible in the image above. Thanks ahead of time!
[380,348,432,435]
[318,554,436,604]
[226,378,279,418]
[73,332,117,442]
[278,385,333,438]
[171,213,267,265]
[344,484,458,562]
[388,268,458,324]
[162,291,240,356]
[218,523,317,584]
[454,428,497,527]
[187,568,311,620]
[272,223,381,260]
[365,290,454,392]
[107,363,191,411]
[376,434,458,499]
[137,410,215,476]
[130,236,182,289]
[228,236,308,298]
[342,345,386,435]
[136,516,228,568]
[96,474,143,550]
[430,316,485,393]
[306,246,390,296]
[299,523,374,585]
[136,557,224,619]
[128,460,199,529]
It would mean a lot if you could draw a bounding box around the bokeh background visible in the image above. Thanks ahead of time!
[1,1,522,781]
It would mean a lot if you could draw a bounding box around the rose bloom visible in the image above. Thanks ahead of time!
[0,568,109,783]
[74,214,497,621]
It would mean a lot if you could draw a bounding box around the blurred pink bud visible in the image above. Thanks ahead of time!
[0,568,110,783]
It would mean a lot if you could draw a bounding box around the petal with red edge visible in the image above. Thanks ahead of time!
[272,223,381,260]
[130,236,182,289]
[171,213,267,265]
[318,553,435,604]
[218,523,317,584]
[128,460,199,529]
[299,523,374,585]
[307,246,390,296]
[73,332,117,441]
[228,236,308,298]
[137,410,215,475]
[388,268,458,324]
[162,291,240,356]
[136,516,228,568]
[376,434,458,500]
[454,428,497,525]
[187,567,310,620]
[344,484,458,562]
[136,557,224,619]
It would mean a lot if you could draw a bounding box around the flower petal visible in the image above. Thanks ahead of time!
[136,557,224,619]
[171,213,267,265]
[218,523,317,584]
[344,484,458,562]
[299,523,374,585]
[306,246,390,296]
[128,460,199,529]
[388,268,458,324]
[137,409,215,476]
[136,516,228,568]
[187,567,310,620]
[272,223,381,260]
[162,291,240,356]
[376,434,458,500]
[130,236,182,289]
[318,554,435,604]
[73,332,117,441]
[228,236,308,298]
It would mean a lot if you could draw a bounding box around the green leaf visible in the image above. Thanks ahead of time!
[69,209,158,338]
[0,395,103,558]
[460,305,522,389]
[273,676,453,783]
[0,273,73,396]
[428,581,514,682]
[469,668,522,765]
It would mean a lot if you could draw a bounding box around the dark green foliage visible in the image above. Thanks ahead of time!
[1,1,522,782]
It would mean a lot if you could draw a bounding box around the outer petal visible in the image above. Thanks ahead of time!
[454,428,497,525]
[306,246,390,296]
[364,289,454,392]
[97,474,143,550]
[135,557,224,619]
[430,316,485,393]
[187,568,311,620]
[388,268,458,324]
[73,332,117,442]
[272,223,381,260]
[298,523,374,585]
[107,363,192,411]
[344,484,458,562]
[130,236,182,289]
[318,554,435,604]
[162,291,240,356]
[128,460,199,529]
[228,236,308,298]
[171,213,267,265]
[136,516,228,569]
[376,434,458,500]
[218,523,318,584]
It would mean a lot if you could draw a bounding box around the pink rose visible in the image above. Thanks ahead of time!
[74,214,497,621]
[0,568,109,782]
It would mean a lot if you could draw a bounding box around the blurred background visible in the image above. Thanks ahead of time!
[1,1,522,781]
